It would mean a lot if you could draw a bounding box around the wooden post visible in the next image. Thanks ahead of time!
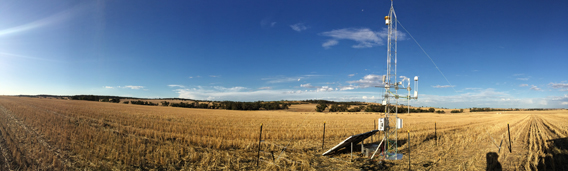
[435,122,437,146]
[322,122,326,150]
[374,119,376,142]
[257,123,263,167]
[408,130,411,170]
[508,123,512,153]
[351,142,353,162]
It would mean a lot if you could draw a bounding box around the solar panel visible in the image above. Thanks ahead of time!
[322,130,378,156]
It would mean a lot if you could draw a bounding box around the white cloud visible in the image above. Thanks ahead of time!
[122,85,144,90]
[189,76,193,79]
[339,85,357,90]
[322,39,339,49]
[104,86,114,89]
[271,22,277,27]
[432,85,456,88]
[348,74,355,77]
[209,75,220,78]
[320,28,405,48]
[290,23,308,32]
[300,83,316,88]
[258,87,272,90]
[300,83,334,92]
[172,86,568,108]
[316,86,334,92]
[174,86,377,101]
[530,85,541,91]
[346,74,385,89]
[168,85,185,88]
[519,84,528,87]
[549,82,568,89]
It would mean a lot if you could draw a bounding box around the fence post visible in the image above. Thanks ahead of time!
[322,122,326,150]
[408,130,411,170]
[508,123,512,153]
[351,142,353,162]
[374,119,376,142]
[435,122,437,146]
[257,123,263,167]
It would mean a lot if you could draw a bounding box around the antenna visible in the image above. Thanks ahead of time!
[378,0,419,160]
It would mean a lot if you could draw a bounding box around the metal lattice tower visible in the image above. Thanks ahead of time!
[379,0,418,160]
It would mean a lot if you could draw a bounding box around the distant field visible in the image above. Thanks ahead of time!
[0,96,566,170]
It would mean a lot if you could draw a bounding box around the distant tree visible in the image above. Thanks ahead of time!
[329,104,339,112]
[429,108,435,113]
[460,109,464,113]
[316,103,328,112]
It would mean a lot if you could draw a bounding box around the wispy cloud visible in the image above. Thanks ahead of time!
[173,86,375,101]
[213,86,246,91]
[0,52,63,63]
[549,82,568,89]
[300,83,316,88]
[432,85,456,88]
[0,2,92,37]
[258,87,272,90]
[263,77,302,83]
[105,85,145,90]
[172,85,568,108]
[290,23,308,32]
[513,74,524,76]
[122,86,144,90]
[519,84,528,87]
[168,85,185,88]
[209,75,220,78]
[322,39,339,49]
[530,85,542,91]
[320,28,405,48]
[348,74,355,77]
[262,75,323,84]
[517,77,530,81]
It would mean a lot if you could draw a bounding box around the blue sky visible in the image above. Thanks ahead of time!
[1,0,567,108]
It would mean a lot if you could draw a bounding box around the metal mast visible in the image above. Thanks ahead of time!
[378,0,418,160]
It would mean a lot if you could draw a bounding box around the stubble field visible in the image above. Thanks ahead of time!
[0,96,567,170]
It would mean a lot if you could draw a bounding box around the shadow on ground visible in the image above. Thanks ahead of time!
[540,137,568,170]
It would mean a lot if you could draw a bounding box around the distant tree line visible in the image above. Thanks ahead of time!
[316,103,437,113]
[470,107,518,112]
[169,101,291,110]
[302,100,366,105]
[450,109,464,113]
[129,100,159,106]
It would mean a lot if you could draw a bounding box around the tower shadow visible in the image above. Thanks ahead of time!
[486,152,502,171]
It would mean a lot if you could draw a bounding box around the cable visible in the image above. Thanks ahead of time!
[397,20,459,94]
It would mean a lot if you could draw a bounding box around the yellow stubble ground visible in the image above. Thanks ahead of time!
[0,96,566,170]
